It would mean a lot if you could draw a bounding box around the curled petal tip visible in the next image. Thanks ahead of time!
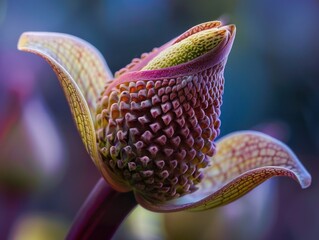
[135,131,311,212]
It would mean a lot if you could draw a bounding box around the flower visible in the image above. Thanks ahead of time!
[18,21,311,212]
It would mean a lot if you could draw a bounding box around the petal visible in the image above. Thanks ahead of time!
[135,131,311,212]
[114,21,223,77]
[17,32,111,167]
[17,32,112,118]
[105,23,235,96]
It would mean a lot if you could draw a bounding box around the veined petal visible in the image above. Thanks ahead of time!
[105,24,235,96]
[17,32,112,167]
[135,131,311,212]
[114,21,225,78]
[17,32,112,117]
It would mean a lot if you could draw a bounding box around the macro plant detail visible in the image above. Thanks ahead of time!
[18,21,311,238]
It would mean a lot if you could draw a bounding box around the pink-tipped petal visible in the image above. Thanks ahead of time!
[17,32,112,167]
[136,131,311,212]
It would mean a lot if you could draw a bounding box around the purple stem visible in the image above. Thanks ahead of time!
[66,178,137,240]
[0,192,24,240]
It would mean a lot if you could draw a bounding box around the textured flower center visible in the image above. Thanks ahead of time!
[95,27,227,202]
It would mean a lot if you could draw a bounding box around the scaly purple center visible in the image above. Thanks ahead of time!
[95,61,225,202]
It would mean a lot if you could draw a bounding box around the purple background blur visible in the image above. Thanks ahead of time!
[1,0,319,239]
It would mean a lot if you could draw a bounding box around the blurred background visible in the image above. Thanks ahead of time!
[0,0,318,239]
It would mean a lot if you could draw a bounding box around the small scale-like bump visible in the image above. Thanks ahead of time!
[189,117,198,127]
[158,87,165,97]
[172,99,180,109]
[120,91,130,103]
[150,107,162,118]
[155,160,165,169]
[152,95,161,105]
[146,81,155,90]
[165,86,172,95]
[116,130,127,141]
[162,113,173,126]
[155,135,167,145]
[180,162,189,174]
[110,103,120,119]
[147,88,155,98]
[161,102,172,113]
[186,108,195,118]
[141,99,152,109]
[186,165,196,176]
[136,80,146,90]
[119,102,130,114]
[179,176,188,187]
[134,141,144,150]
[164,148,174,157]
[119,84,128,91]
[188,148,197,161]
[117,160,125,169]
[129,128,139,138]
[176,149,187,160]
[169,160,178,169]
[163,125,175,137]
[193,125,202,138]
[170,177,179,185]
[125,112,137,124]
[202,128,212,139]
[138,115,150,125]
[162,95,169,103]
[180,127,190,138]
[149,122,161,133]
[141,170,154,178]
[171,136,181,147]
[174,106,183,118]
[130,101,140,111]
[148,145,159,157]
[162,79,169,86]
[138,89,147,100]
[194,137,205,150]
[141,130,153,143]
[179,94,186,103]
[139,156,151,167]
[110,146,117,158]
[129,82,136,93]
[128,162,136,171]
[176,117,186,127]
[109,91,119,105]
[155,81,162,89]
[100,147,109,157]
[130,93,139,102]
[169,79,176,86]
[106,133,114,142]
[185,136,195,147]
[183,102,190,111]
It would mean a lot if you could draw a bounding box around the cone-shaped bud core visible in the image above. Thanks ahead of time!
[95,23,233,202]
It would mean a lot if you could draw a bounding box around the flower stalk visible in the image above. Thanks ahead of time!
[67,178,137,240]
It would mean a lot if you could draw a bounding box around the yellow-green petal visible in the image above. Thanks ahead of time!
[17,32,112,166]
[142,26,230,70]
